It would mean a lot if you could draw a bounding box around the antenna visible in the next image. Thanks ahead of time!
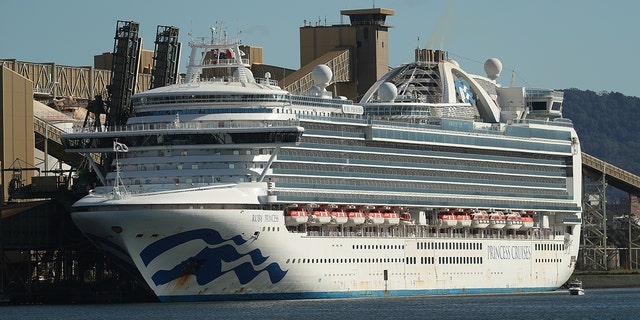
[510,70,515,87]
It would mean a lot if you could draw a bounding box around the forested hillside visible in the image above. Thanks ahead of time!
[562,89,640,177]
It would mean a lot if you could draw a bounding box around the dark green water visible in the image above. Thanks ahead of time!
[2,288,636,320]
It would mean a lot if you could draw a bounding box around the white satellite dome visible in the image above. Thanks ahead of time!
[484,58,502,80]
[378,82,398,102]
[311,65,332,89]
[307,85,323,97]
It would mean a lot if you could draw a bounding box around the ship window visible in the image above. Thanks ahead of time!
[229,163,235,169]
[192,164,198,170]
[531,101,547,111]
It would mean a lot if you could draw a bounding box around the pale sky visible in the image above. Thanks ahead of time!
[2,0,639,97]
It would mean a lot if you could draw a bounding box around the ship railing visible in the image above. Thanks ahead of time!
[525,88,564,99]
[196,74,278,87]
[66,119,300,134]
[298,224,556,240]
[254,77,278,86]
[201,58,250,67]
[298,114,367,124]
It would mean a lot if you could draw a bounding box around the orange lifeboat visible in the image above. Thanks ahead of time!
[381,207,400,226]
[366,209,384,225]
[438,209,458,228]
[345,206,366,226]
[285,205,309,226]
[470,210,490,229]
[488,210,506,229]
[455,209,472,228]
[520,211,535,229]
[400,212,414,225]
[329,207,348,225]
[308,206,331,225]
[505,211,524,230]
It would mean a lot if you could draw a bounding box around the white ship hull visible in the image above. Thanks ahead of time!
[61,29,583,302]
[71,186,580,302]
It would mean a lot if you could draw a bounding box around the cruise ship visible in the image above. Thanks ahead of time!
[61,28,582,302]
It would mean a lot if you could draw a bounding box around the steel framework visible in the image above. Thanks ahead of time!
[151,25,181,89]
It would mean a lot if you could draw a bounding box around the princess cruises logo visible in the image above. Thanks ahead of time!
[140,229,288,287]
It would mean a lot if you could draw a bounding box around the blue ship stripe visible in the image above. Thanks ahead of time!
[156,286,559,302]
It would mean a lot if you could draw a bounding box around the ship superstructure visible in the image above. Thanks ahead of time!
[62,28,582,302]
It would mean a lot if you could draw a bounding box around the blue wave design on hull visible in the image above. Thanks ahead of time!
[140,229,247,266]
[140,228,287,287]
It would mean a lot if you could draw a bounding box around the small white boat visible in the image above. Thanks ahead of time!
[568,279,585,295]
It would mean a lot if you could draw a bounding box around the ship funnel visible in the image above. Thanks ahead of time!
[415,49,448,63]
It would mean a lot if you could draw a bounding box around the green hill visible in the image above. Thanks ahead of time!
[562,89,640,177]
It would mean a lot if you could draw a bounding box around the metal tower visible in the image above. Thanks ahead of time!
[581,172,609,270]
[151,25,181,89]
[106,20,141,127]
